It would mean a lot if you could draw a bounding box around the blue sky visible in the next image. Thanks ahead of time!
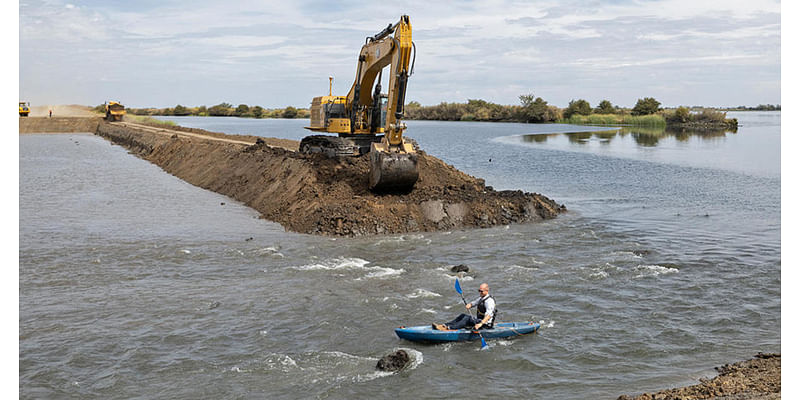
[18,0,781,109]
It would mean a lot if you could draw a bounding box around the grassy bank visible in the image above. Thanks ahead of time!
[124,114,177,127]
[559,114,667,127]
[558,108,736,130]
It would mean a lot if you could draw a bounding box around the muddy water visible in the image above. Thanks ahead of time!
[20,112,780,398]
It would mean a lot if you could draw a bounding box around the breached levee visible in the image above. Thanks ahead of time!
[24,116,565,236]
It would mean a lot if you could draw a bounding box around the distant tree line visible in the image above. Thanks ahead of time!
[118,103,310,119]
[105,95,764,127]
[404,95,677,124]
[724,104,780,111]
[404,96,563,123]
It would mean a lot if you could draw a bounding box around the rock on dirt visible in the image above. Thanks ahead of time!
[617,353,780,400]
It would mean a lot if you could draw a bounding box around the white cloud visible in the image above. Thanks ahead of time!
[18,0,781,108]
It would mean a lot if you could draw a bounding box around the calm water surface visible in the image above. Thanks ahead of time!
[20,112,780,398]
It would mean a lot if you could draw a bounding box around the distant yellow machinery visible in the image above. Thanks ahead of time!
[19,102,30,117]
[105,101,126,121]
[303,15,418,191]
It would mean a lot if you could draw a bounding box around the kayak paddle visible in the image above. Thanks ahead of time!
[454,279,488,350]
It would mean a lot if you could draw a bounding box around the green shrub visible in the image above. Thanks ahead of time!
[631,97,661,116]
[595,100,616,114]
[563,99,592,118]
[281,106,298,118]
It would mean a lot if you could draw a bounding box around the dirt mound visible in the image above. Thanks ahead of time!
[94,120,564,236]
[618,353,781,400]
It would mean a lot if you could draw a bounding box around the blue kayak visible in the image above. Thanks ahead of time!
[395,322,540,343]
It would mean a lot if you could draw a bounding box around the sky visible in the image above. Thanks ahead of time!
[18,0,781,109]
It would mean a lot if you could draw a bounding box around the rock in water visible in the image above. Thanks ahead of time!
[451,264,469,273]
[376,350,410,372]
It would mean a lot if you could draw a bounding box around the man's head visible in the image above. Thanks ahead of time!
[478,283,489,296]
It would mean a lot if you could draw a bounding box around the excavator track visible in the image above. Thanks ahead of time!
[299,135,383,157]
[299,135,360,157]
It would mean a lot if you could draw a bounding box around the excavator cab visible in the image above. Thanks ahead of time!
[302,15,418,192]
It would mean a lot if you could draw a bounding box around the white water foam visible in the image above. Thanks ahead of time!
[294,257,370,271]
[503,264,540,272]
[587,263,620,280]
[224,248,245,256]
[372,234,431,246]
[590,269,609,279]
[538,319,555,328]
[407,288,442,299]
[262,353,299,372]
[255,246,284,257]
[357,266,405,280]
[292,257,404,280]
[634,264,679,278]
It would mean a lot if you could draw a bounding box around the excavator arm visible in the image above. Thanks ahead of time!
[346,15,414,147]
[351,15,418,191]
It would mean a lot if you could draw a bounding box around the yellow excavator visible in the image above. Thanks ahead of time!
[105,101,125,121]
[303,15,418,191]
[19,102,30,117]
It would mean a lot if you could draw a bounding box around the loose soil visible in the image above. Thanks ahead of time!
[618,353,781,400]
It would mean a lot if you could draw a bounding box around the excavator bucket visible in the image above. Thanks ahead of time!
[368,141,419,192]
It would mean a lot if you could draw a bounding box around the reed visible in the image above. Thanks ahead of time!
[621,114,667,127]
[560,114,621,125]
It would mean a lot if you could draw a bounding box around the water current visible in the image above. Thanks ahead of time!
[20,112,780,398]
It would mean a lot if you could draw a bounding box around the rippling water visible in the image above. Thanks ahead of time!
[20,112,780,398]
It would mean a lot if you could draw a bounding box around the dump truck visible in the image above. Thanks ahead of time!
[19,102,30,117]
[105,101,125,121]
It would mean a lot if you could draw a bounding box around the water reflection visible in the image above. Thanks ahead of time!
[522,126,737,147]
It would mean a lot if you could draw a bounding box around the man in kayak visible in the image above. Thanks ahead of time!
[433,283,496,331]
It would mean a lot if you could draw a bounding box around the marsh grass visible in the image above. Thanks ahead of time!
[559,113,667,127]
[560,114,620,125]
[126,114,176,127]
[621,114,666,127]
